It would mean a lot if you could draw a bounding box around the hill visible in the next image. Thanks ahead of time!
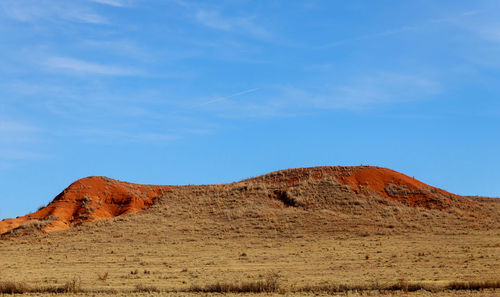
[0,166,499,295]
[1,166,497,236]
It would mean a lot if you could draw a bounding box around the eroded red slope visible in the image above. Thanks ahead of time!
[247,166,464,209]
[0,176,170,234]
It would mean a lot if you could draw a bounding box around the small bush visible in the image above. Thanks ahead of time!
[60,277,82,293]
[298,283,372,293]
[97,272,109,281]
[134,283,161,293]
[0,277,82,294]
[297,279,500,293]
[447,280,500,290]
[190,272,280,293]
[0,282,29,294]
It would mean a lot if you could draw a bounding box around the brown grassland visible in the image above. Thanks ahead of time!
[1,166,499,297]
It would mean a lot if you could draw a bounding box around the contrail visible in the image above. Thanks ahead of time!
[195,88,260,107]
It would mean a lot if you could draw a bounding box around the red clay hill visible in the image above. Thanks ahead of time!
[0,177,170,235]
[0,166,473,235]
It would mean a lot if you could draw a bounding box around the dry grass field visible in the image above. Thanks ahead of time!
[2,291,499,297]
[1,167,499,296]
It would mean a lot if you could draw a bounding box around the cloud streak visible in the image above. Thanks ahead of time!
[0,1,108,24]
[194,71,442,119]
[195,88,260,107]
[194,10,270,38]
[0,121,38,133]
[45,57,139,76]
[0,120,45,160]
[88,0,126,7]
[287,72,441,110]
[168,1,270,39]
[73,128,178,144]
[0,150,48,161]
[318,10,484,49]
[0,120,40,143]
[319,25,417,49]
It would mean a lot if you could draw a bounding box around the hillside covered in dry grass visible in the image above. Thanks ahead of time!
[1,166,498,236]
[1,166,499,295]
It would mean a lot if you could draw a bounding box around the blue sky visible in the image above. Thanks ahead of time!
[1,0,499,219]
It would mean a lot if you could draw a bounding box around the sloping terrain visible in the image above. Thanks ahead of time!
[0,166,499,294]
[0,177,170,235]
[0,166,497,236]
[244,166,465,209]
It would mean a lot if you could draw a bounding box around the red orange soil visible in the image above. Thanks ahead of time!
[334,166,462,208]
[0,176,170,234]
[249,166,464,209]
[0,166,470,235]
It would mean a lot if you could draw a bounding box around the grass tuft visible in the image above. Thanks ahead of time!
[447,280,500,290]
[1,278,499,294]
[0,278,82,294]
[189,272,280,293]
[0,282,29,294]
[296,279,500,293]
[97,272,109,281]
[134,283,161,293]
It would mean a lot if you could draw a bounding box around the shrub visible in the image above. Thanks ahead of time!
[447,280,500,290]
[0,282,29,294]
[189,272,280,293]
[134,283,161,292]
[97,272,109,281]
[60,277,82,293]
[0,277,82,294]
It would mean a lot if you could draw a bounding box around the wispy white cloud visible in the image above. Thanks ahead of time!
[289,72,441,110]
[0,120,45,160]
[69,12,107,24]
[0,150,49,160]
[475,25,500,43]
[194,10,270,38]
[430,10,498,42]
[168,0,270,37]
[319,10,484,49]
[431,10,483,24]
[82,39,148,60]
[88,0,127,7]
[453,14,500,44]
[191,87,292,119]
[201,99,295,119]
[0,0,108,24]
[430,9,500,68]
[194,88,260,107]
[0,120,40,143]
[44,57,139,76]
[0,121,38,133]
[74,128,178,144]
[195,71,441,118]
[319,25,417,49]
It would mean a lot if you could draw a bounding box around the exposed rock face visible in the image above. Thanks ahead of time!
[0,176,169,235]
